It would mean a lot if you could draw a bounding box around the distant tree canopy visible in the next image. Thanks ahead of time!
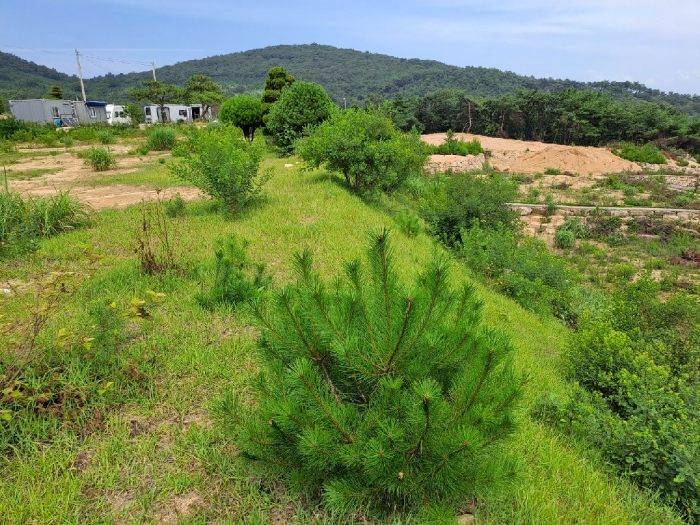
[48,85,63,100]
[219,96,263,141]
[261,66,295,122]
[266,81,337,154]
[183,74,225,118]
[129,80,182,121]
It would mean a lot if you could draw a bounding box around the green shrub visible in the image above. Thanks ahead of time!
[676,159,689,167]
[544,194,557,217]
[544,167,562,175]
[97,129,115,145]
[194,235,271,309]
[169,125,267,214]
[0,116,33,140]
[83,147,116,171]
[164,192,186,217]
[68,125,98,142]
[218,230,523,518]
[423,172,518,246]
[394,210,421,237]
[146,126,177,151]
[613,142,667,164]
[219,96,263,141]
[298,109,428,194]
[60,135,74,148]
[554,228,575,248]
[428,130,484,156]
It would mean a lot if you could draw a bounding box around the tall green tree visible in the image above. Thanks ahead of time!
[261,66,295,123]
[122,102,144,126]
[182,74,225,119]
[219,96,263,141]
[265,81,337,154]
[221,230,523,518]
[48,85,63,100]
[129,80,182,123]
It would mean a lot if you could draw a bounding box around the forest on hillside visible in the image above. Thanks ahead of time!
[2,44,700,115]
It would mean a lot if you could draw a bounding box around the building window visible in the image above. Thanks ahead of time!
[145,107,151,115]
[178,110,187,117]
[88,107,96,118]
[51,107,60,118]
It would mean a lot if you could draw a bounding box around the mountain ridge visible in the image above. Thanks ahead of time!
[2,44,699,115]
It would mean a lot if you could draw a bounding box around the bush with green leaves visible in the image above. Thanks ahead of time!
[169,125,267,214]
[146,126,177,151]
[97,129,115,144]
[423,172,519,246]
[195,235,271,310]
[265,81,337,155]
[613,142,667,164]
[428,131,484,156]
[164,192,186,218]
[394,209,422,237]
[218,231,523,519]
[554,228,575,249]
[0,190,91,258]
[219,96,263,142]
[83,147,116,171]
[298,109,428,193]
[0,116,33,140]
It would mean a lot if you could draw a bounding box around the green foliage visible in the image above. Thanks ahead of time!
[459,225,580,322]
[48,85,63,100]
[554,228,575,249]
[298,109,428,193]
[0,116,33,140]
[83,147,116,171]
[544,167,562,175]
[223,231,523,517]
[613,142,667,164]
[146,126,177,151]
[169,125,267,213]
[428,131,484,156]
[423,172,519,246]
[97,129,114,145]
[194,235,271,309]
[394,210,422,237]
[182,74,225,117]
[266,81,337,155]
[261,66,295,121]
[164,192,186,218]
[0,190,91,258]
[129,80,182,122]
[123,102,144,126]
[219,96,263,141]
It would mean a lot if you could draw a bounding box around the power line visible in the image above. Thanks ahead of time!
[1,44,152,67]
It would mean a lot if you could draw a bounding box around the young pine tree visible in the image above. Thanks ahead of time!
[220,230,524,519]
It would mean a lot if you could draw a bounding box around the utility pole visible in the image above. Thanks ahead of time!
[75,49,87,102]
[151,62,157,81]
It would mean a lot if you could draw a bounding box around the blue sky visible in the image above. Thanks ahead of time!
[3,0,699,95]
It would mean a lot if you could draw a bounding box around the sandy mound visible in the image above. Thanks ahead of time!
[422,133,638,175]
[509,145,637,175]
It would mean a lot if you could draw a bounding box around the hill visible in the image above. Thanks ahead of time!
[2,44,700,114]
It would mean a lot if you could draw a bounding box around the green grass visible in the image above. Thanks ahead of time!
[3,167,60,180]
[0,158,685,524]
[82,161,190,189]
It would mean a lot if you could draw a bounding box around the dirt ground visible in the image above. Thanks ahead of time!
[6,145,202,209]
[422,133,639,175]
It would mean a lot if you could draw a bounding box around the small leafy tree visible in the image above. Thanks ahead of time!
[48,85,63,100]
[122,102,144,126]
[130,80,182,123]
[183,74,225,118]
[266,81,337,155]
[219,96,263,142]
[169,125,267,214]
[220,230,523,518]
[261,66,295,122]
[298,109,429,193]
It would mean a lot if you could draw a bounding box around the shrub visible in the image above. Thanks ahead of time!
[394,210,422,237]
[677,159,689,167]
[298,109,428,193]
[219,96,263,142]
[194,235,271,309]
[218,230,523,518]
[544,167,562,175]
[0,116,33,140]
[554,228,575,249]
[146,126,177,151]
[423,172,519,246]
[97,129,115,145]
[83,147,116,171]
[613,142,667,164]
[164,192,186,218]
[169,125,267,214]
[266,81,337,155]
[428,131,484,156]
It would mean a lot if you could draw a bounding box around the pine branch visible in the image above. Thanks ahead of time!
[405,393,431,464]
[383,296,413,373]
[459,348,495,419]
[298,371,354,444]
